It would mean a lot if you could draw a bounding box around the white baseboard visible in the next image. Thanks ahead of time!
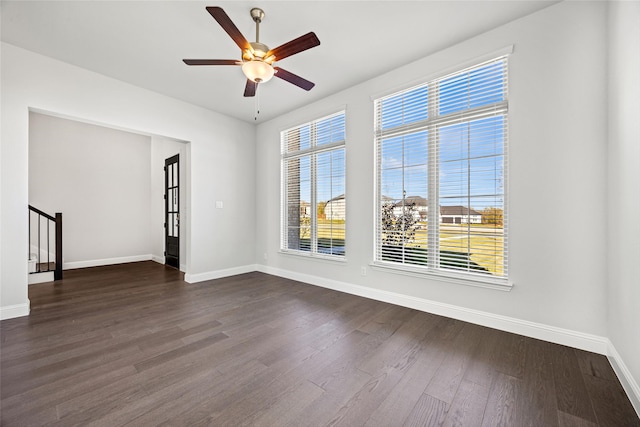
[0,302,30,320]
[150,256,187,273]
[63,254,153,270]
[28,271,54,284]
[185,264,258,284]
[607,341,640,418]
[256,265,609,355]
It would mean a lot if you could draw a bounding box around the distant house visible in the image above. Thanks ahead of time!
[324,194,345,220]
[382,196,482,224]
[299,201,311,218]
[403,196,428,221]
[387,195,428,221]
[440,206,482,224]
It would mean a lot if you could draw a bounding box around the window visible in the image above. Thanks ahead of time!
[375,57,508,285]
[282,111,346,258]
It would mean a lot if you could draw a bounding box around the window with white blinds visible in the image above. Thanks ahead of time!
[282,111,346,258]
[375,57,508,285]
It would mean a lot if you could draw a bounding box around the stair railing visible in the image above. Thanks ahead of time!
[28,205,62,280]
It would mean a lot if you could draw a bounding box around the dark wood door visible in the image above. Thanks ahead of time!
[164,155,179,269]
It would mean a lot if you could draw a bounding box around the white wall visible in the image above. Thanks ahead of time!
[607,0,640,411]
[29,112,152,267]
[150,136,189,271]
[1,0,638,410]
[256,2,608,337]
[1,42,256,318]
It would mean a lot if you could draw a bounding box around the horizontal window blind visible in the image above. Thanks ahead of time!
[375,57,508,283]
[282,111,346,258]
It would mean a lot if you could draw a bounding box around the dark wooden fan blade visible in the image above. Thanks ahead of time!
[244,80,257,97]
[273,67,315,91]
[206,6,251,51]
[267,32,320,61]
[183,59,240,66]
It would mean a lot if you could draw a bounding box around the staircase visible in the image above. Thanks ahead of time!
[28,205,62,284]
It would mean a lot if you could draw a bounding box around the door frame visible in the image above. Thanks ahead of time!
[164,154,180,269]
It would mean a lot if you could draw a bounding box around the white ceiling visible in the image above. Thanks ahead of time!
[1,1,557,123]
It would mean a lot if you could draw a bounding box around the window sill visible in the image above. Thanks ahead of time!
[370,261,513,291]
[279,250,347,264]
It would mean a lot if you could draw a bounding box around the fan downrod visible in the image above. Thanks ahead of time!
[250,8,265,43]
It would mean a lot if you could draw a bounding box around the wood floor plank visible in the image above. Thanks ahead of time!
[364,317,454,426]
[331,316,453,427]
[462,326,502,388]
[552,344,599,423]
[358,309,438,375]
[402,393,448,427]
[284,369,373,427]
[2,336,142,399]
[557,410,600,427]
[443,379,490,427]
[86,364,227,426]
[118,366,231,426]
[173,364,287,426]
[1,261,637,426]
[249,380,325,427]
[424,322,485,405]
[329,369,406,427]
[481,372,519,427]
[493,330,527,379]
[132,332,228,372]
[573,349,618,381]
[516,337,560,427]
[1,365,137,425]
[582,373,640,427]
[121,360,267,427]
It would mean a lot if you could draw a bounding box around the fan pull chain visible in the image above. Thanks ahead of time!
[254,85,260,121]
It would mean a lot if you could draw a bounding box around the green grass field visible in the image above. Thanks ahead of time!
[300,219,504,275]
[408,224,504,275]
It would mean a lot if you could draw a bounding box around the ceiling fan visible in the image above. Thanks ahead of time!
[183,6,320,97]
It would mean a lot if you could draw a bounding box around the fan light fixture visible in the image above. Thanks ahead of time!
[242,60,274,83]
[183,6,320,99]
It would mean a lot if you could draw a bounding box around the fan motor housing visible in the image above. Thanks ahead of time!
[243,42,271,61]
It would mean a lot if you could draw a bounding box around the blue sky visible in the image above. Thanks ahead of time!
[289,60,506,212]
[290,113,346,205]
[379,61,505,211]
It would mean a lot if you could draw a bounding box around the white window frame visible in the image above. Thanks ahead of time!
[281,111,346,260]
[373,56,510,289]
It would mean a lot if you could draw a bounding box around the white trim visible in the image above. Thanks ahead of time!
[184,264,258,284]
[28,271,54,285]
[28,107,189,143]
[63,254,152,270]
[607,340,640,418]
[0,302,30,320]
[256,264,608,355]
[279,104,348,136]
[370,45,514,101]
[279,250,347,264]
[371,262,512,291]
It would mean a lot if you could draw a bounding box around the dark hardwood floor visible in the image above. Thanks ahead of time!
[1,261,638,426]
